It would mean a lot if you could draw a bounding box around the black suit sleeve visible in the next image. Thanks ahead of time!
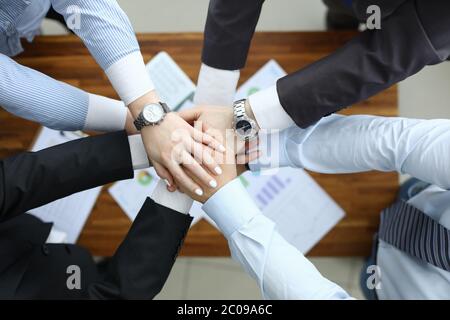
[0,131,133,222]
[277,0,450,128]
[87,198,193,300]
[202,0,264,70]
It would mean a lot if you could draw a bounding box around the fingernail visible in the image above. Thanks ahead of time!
[164,179,171,187]
[195,188,204,196]
[209,180,218,188]
[219,144,226,152]
[215,166,222,175]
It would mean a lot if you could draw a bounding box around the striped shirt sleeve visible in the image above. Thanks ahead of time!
[50,0,154,105]
[0,54,127,131]
[0,53,88,130]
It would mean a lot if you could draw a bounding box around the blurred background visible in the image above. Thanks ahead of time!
[41,0,450,299]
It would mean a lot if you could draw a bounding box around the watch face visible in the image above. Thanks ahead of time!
[143,104,165,123]
[236,119,253,137]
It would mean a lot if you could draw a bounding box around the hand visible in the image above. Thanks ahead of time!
[176,106,260,203]
[179,105,246,156]
[179,149,260,203]
[179,101,260,133]
[179,105,233,132]
[129,92,226,196]
[178,149,238,203]
[144,113,227,195]
[179,105,260,185]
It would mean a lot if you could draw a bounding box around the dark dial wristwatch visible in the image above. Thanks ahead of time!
[233,99,258,141]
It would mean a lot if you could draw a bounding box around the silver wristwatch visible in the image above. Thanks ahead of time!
[233,99,258,141]
[134,102,171,131]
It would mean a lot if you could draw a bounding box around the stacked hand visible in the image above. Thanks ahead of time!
[130,90,258,198]
[178,105,260,170]
[143,111,229,194]
[177,106,260,201]
[129,92,228,196]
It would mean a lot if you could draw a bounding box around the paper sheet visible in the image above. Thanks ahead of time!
[146,51,195,109]
[241,168,344,253]
[28,128,102,243]
[235,59,287,100]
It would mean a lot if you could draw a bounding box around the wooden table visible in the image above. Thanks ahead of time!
[1,32,398,257]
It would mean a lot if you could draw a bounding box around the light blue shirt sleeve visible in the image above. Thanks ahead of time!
[0,53,88,130]
[251,114,450,189]
[50,0,140,71]
[202,178,353,300]
[248,123,319,172]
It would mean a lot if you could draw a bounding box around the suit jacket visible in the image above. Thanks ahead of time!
[202,0,450,128]
[0,131,192,299]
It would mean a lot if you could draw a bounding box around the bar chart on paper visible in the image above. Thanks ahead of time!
[241,168,345,254]
[252,175,292,209]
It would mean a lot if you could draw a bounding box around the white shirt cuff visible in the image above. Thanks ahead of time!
[194,63,240,106]
[202,178,261,238]
[84,93,127,132]
[248,129,291,172]
[105,51,155,105]
[248,85,295,130]
[127,134,150,170]
[151,180,193,214]
[248,124,321,172]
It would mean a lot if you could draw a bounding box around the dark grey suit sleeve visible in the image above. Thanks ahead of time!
[0,131,134,222]
[87,198,193,300]
[277,0,450,128]
[202,0,264,70]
